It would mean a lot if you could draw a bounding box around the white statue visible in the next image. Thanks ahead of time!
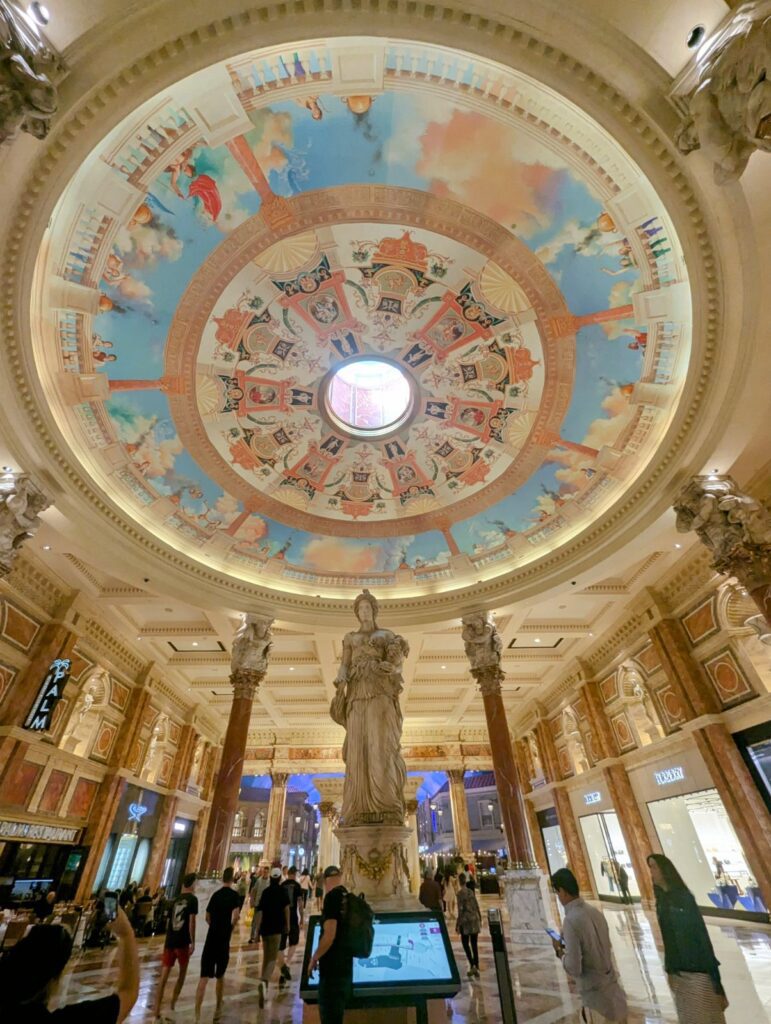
[0,472,49,576]
[0,0,60,144]
[527,732,544,780]
[331,590,408,826]
[674,475,771,592]
[461,611,504,694]
[562,707,590,775]
[231,613,273,677]
[676,6,771,183]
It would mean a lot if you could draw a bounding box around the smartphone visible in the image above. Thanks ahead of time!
[103,891,118,921]
[545,927,563,944]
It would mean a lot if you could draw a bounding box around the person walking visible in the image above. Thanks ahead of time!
[444,870,458,918]
[248,864,271,944]
[647,854,728,1024]
[616,862,632,905]
[419,869,443,911]
[309,865,354,1024]
[0,906,139,1022]
[314,870,325,912]
[299,867,312,908]
[194,866,242,1023]
[254,867,290,1008]
[152,872,198,1022]
[277,865,304,987]
[455,872,481,978]
[551,868,628,1023]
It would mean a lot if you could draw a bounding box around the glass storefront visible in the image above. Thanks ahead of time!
[579,811,640,901]
[734,722,771,815]
[536,808,568,875]
[648,787,765,914]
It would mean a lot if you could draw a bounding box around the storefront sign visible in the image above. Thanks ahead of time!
[23,658,71,732]
[654,766,685,786]
[584,791,602,805]
[0,819,80,843]
[128,802,149,824]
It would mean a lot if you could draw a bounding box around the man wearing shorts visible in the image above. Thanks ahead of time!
[153,872,198,1022]
[195,866,241,1022]
[278,865,304,987]
[254,867,290,1007]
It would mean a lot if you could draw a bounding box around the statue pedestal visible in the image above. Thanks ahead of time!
[503,867,555,946]
[336,824,418,909]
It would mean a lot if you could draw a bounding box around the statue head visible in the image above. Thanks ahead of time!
[353,589,378,630]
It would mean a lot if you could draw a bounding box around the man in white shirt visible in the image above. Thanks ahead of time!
[248,864,271,943]
[551,868,628,1023]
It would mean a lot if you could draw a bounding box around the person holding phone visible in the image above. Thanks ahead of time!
[0,905,139,1021]
[455,873,482,978]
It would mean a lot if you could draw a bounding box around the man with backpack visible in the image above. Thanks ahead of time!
[152,872,198,1022]
[309,865,374,1024]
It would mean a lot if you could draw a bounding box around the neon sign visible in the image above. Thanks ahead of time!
[128,803,149,823]
[654,766,685,786]
[23,658,71,732]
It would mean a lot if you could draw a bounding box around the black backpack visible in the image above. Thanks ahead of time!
[342,890,374,958]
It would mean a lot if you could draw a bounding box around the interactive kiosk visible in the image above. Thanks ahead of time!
[300,909,461,1023]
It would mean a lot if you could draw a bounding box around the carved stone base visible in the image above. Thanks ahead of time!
[503,868,556,946]
[335,824,417,909]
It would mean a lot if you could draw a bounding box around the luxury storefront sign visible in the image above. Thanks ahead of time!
[0,819,80,843]
[23,658,71,732]
[128,803,149,823]
[654,766,685,786]
[584,791,602,805]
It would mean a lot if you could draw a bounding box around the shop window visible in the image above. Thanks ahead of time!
[106,833,138,891]
[579,812,639,900]
[542,825,568,874]
[252,812,265,839]
[129,837,150,886]
[648,788,764,913]
[93,834,115,892]
[232,811,245,838]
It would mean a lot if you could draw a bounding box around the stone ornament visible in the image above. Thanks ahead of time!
[0,470,49,577]
[674,474,771,594]
[676,3,771,183]
[230,612,274,695]
[461,610,505,695]
[331,589,408,826]
[0,0,60,144]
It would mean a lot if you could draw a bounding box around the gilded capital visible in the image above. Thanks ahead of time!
[319,800,336,818]
[230,667,265,700]
[405,798,419,815]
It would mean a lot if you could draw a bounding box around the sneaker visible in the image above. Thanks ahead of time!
[258,982,265,1008]
[278,976,286,990]
[281,964,291,980]
[467,967,475,978]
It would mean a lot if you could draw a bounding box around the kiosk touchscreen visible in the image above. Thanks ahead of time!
[300,909,461,1001]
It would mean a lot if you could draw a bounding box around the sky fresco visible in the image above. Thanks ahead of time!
[43,39,690,588]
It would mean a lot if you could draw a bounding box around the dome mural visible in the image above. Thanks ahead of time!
[36,37,691,594]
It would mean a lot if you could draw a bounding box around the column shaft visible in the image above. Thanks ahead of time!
[580,680,619,761]
[649,618,720,718]
[144,794,179,892]
[185,805,211,876]
[481,688,533,865]
[200,686,256,873]
[552,786,594,897]
[406,800,421,895]
[602,764,654,904]
[447,769,473,860]
[263,773,289,865]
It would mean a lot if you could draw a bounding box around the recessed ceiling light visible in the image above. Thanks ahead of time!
[289,666,295,671]
[192,641,199,647]
[534,638,541,643]
[674,542,682,549]
[441,664,447,670]
[42,544,51,551]
[588,632,594,637]
[1,466,13,473]
[136,636,143,641]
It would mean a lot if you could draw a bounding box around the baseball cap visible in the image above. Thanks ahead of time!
[323,865,341,878]
[270,867,282,878]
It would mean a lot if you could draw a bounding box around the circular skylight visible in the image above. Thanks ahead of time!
[326,359,413,436]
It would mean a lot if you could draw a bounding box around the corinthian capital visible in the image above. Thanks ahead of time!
[230,668,265,700]
[673,475,771,594]
[461,610,505,695]
[0,472,50,578]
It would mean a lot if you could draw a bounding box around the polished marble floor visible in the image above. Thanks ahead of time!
[52,897,771,1023]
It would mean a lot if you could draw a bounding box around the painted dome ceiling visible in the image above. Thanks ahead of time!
[36,37,691,597]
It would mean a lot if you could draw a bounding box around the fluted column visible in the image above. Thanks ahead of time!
[674,475,771,625]
[462,612,533,866]
[447,768,473,861]
[263,772,289,865]
[200,614,273,874]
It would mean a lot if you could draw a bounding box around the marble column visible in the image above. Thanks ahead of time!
[185,805,211,875]
[263,771,289,865]
[552,786,594,897]
[143,794,179,892]
[674,474,771,625]
[462,611,553,943]
[694,722,771,911]
[648,617,719,719]
[405,799,421,896]
[318,800,337,870]
[0,472,49,578]
[513,740,549,876]
[200,614,273,874]
[602,763,654,904]
[447,768,473,862]
[580,677,620,760]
